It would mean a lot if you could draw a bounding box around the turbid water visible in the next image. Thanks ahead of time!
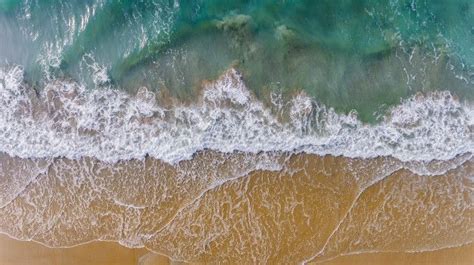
[0,0,473,264]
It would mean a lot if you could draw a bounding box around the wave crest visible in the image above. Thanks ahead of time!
[0,66,472,163]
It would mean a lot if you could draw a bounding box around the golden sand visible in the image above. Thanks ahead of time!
[313,244,474,265]
[0,234,149,265]
[0,152,472,264]
[0,234,472,265]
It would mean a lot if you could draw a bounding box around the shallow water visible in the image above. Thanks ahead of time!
[0,152,472,264]
[0,1,473,264]
[1,0,473,120]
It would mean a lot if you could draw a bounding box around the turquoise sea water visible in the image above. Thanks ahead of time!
[0,3,473,263]
[0,0,473,121]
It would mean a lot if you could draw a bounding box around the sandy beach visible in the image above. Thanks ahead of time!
[0,234,472,265]
[0,1,473,264]
[0,152,471,264]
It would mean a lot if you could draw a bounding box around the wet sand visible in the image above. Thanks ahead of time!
[0,234,149,265]
[314,244,474,265]
[0,152,472,264]
[0,234,472,265]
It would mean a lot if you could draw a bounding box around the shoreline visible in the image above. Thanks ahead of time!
[1,2,472,264]
[0,234,472,265]
[0,152,471,263]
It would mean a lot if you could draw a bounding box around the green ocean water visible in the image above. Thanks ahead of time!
[0,0,473,121]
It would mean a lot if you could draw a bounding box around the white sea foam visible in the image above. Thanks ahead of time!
[0,66,472,164]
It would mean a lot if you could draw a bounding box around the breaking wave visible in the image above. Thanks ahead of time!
[0,66,472,164]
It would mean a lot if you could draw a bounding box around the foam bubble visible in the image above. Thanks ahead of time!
[0,66,472,164]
